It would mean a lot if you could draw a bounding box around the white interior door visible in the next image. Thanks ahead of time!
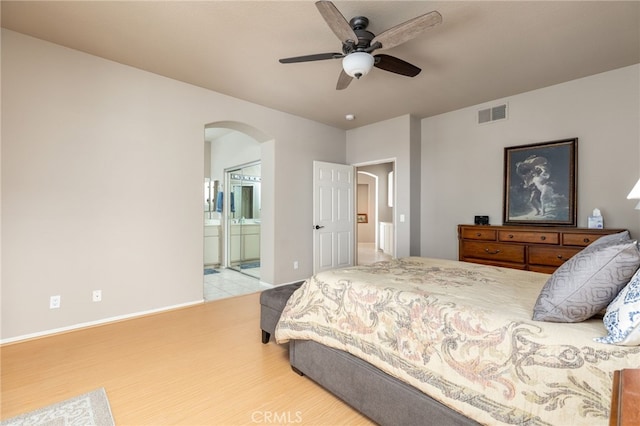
[313,161,355,273]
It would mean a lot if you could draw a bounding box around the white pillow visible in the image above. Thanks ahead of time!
[594,267,640,345]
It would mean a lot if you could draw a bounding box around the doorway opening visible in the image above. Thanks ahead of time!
[204,121,268,302]
[356,161,395,265]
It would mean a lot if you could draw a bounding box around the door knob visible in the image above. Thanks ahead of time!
[314,225,325,230]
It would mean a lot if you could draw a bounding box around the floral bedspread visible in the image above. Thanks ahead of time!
[275,257,640,425]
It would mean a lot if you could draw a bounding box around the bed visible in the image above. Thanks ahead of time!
[275,255,640,425]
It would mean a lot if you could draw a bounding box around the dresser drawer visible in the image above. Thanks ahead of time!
[498,230,559,245]
[462,241,525,263]
[529,246,581,267]
[562,233,605,247]
[458,225,628,273]
[461,228,496,241]
[528,265,556,274]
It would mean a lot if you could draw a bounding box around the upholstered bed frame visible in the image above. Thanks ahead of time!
[289,339,479,425]
[261,283,477,424]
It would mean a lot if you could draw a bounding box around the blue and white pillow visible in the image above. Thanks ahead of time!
[594,267,640,346]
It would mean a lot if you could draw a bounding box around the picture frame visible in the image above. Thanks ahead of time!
[503,138,577,226]
[357,213,368,224]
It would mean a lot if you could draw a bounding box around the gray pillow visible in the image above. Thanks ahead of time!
[532,239,640,322]
[588,230,631,248]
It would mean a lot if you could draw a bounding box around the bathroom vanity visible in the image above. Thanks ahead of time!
[229,222,260,263]
[204,222,221,266]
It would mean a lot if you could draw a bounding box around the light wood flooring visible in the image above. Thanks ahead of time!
[1,292,373,425]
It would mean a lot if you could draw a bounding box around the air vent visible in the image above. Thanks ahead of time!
[478,104,508,124]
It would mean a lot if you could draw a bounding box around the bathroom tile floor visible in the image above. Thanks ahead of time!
[203,268,270,302]
[204,243,390,302]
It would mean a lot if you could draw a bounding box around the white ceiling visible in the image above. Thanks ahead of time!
[2,1,639,130]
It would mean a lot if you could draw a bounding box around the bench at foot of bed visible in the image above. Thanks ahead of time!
[259,281,303,344]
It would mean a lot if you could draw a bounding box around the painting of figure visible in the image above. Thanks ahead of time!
[503,139,577,226]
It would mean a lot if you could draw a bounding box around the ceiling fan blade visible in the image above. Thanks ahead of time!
[371,11,442,51]
[374,54,421,77]
[279,52,342,63]
[336,69,353,90]
[316,1,358,44]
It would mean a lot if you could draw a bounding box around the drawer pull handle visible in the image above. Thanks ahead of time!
[484,248,501,255]
[557,254,564,259]
[508,234,514,239]
[583,238,590,243]
[476,233,482,237]
[540,236,546,241]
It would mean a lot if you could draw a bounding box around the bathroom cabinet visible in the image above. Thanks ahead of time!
[230,224,260,263]
[204,225,221,266]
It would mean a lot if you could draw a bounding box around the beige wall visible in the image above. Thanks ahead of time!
[1,30,344,341]
[421,64,640,259]
[3,28,638,342]
[209,131,261,185]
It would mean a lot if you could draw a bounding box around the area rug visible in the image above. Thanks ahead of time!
[1,388,114,426]
[239,261,260,269]
[204,268,219,275]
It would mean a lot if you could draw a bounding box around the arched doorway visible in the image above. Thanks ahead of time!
[355,161,395,264]
[203,121,271,301]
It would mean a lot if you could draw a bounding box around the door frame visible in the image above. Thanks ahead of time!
[354,158,397,259]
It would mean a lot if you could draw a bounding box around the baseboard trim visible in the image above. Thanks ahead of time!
[0,299,205,345]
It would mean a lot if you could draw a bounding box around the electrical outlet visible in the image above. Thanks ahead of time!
[50,295,61,309]
[92,290,102,302]
[293,261,299,270]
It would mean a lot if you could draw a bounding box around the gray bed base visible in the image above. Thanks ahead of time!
[289,339,480,426]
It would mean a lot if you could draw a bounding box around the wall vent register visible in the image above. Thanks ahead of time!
[478,104,507,124]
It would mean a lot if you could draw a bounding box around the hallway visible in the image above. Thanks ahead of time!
[357,242,392,265]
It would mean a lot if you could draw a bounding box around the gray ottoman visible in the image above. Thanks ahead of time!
[260,281,304,344]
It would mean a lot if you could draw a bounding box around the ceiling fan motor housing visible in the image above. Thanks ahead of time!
[342,16,376,54]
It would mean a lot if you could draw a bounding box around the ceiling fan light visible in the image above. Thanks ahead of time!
[342,52,374,79]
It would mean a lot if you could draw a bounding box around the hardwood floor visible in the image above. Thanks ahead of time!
[1,292,373,425]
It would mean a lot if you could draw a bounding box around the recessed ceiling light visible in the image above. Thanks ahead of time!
[345,114,355,121]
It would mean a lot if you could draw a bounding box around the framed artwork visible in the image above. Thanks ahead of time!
[357,213,368,223]
[503,138,577,226]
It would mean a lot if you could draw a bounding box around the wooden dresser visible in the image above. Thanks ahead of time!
[610,369,640,426]
[458,224,626,273]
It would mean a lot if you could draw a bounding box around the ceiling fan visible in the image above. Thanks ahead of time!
[279,1,442,90]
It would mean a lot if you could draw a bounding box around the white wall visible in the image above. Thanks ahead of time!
[210,131,261,183]
[421,64,640,259]
[1,30,345,341]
